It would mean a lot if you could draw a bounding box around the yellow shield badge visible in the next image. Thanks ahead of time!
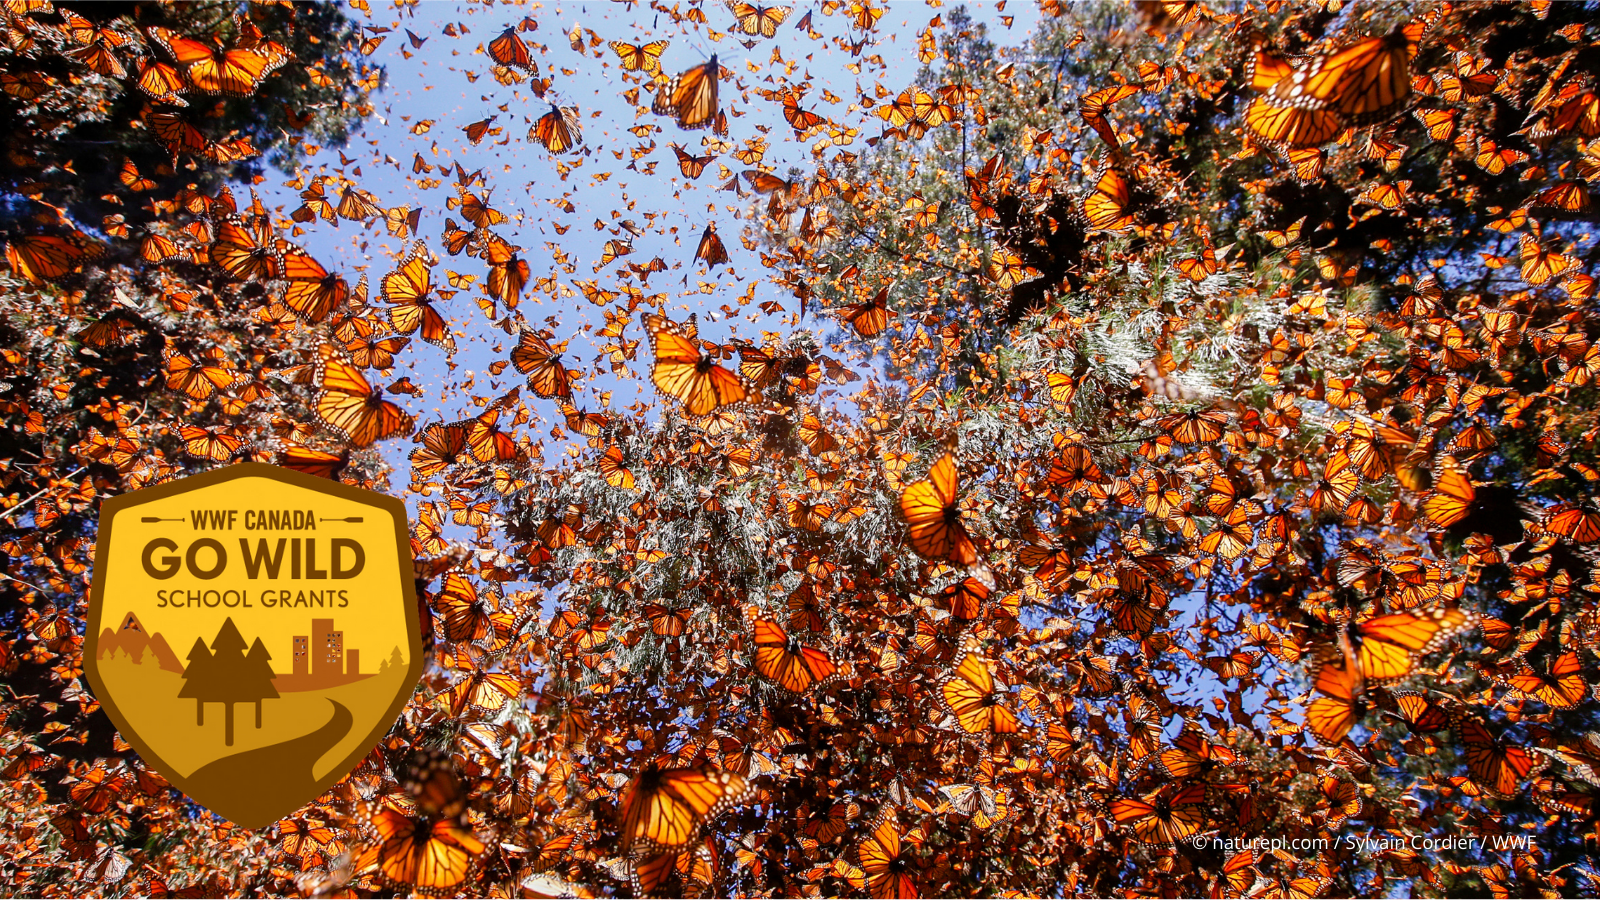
[85,463,422,828]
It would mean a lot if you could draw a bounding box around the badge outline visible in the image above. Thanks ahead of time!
[84,462,422,829]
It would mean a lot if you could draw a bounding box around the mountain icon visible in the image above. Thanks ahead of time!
[97,611,183,673]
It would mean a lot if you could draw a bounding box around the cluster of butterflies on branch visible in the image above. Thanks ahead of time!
[4,0,1600,896]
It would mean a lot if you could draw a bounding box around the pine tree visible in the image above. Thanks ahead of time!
[243,638,279,730]
[177,617,272,747]
[177,637,214,727]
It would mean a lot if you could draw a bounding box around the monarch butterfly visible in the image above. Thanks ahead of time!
[1107,577,1168,637]
[1044,721,1081,762]
[1506,650,1587,709]
[1204,650,1261,682]
[673,145,714,179]
[346,334,409,371]
[1531,89,1600,142]
[598,444,634,489]
[382,243,454,351]
[364,805,484,891]
[1452,714,1542,799]
[653,55,719,129]
[118,157,156,193]
[1388,690,1450,732]
[1413,106,1459,141]
[147,110,211,156]
[899,453,978,566]
[751,617,838,694]
[940,577,989,621]
[1343,605,1476,683]
[65,20,127,77]
[385,205,421,239]
[1534,733,1600,788]
[5,233,102,283]
[1043,366,1089,412]
[694,224,730,267]
[532,103,582,153]
[839,286,891,337]
[148,26,287,96]
[1531,181,1590,214]
[1421,458,1475,528]
[1248,28,1416,147]
[315,353,415,447]
[1198,507,1253,561]
[400,749,468,819]
[209,215,282,282]
[780,96,825,134]
[1245,94,1346,149]
[643,313,750,416]
[280,246,347,325]
[1106,783,1209,845]
[1157,408,1228,445]
[434,571,494,644]
[617,760,753,854]
[441,217,474,257]
[179,425,242,462]
[728,3,790,37]
[1174,246,1219,282]
[608,39,668,74]
[445,669,521,716]
[628,844,707,897]
[489,27,534,71]
[276,818,338,861]
[1083,168,1134,232]
[76,313,143,350]
[940,783,1008,829]
[643,603,693,637]
[854,810,919,899]
[1545,503,1600,543]
[796,414,839,455]
[1305,649,1366,745]
[787,495,833,531]
[465,408,520,463]
[560,401,610,436]
[1078,83,1141,148]
[164,349,239,400]
[938,652,1018,735]
[879,87,943,134]
[1473,139,1528,176]
[1519,234,1575,286]
[453,186,507,229]
[336,184,384,221]
[278,444,348,480]
[786,583,826,633]
[509,331,573,400]
[484,237,529,306]
[1153,724,1237,780]
[1,69,49,101]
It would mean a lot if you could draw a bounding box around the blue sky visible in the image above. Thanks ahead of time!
[261,1,1039,480]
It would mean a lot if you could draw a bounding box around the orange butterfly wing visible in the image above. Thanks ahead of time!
[752,618,837,693]
[315,354,415,447]
[645,313,750,416]
[899,454,977,565]
[618,762,752,854]
[653,55,719,129]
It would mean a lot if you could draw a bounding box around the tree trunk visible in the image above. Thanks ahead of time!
[224,703,235,746]
[255,699,262,729]
[197,699,204,726]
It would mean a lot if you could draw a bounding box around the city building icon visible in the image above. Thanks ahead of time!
[278,619,365,690]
